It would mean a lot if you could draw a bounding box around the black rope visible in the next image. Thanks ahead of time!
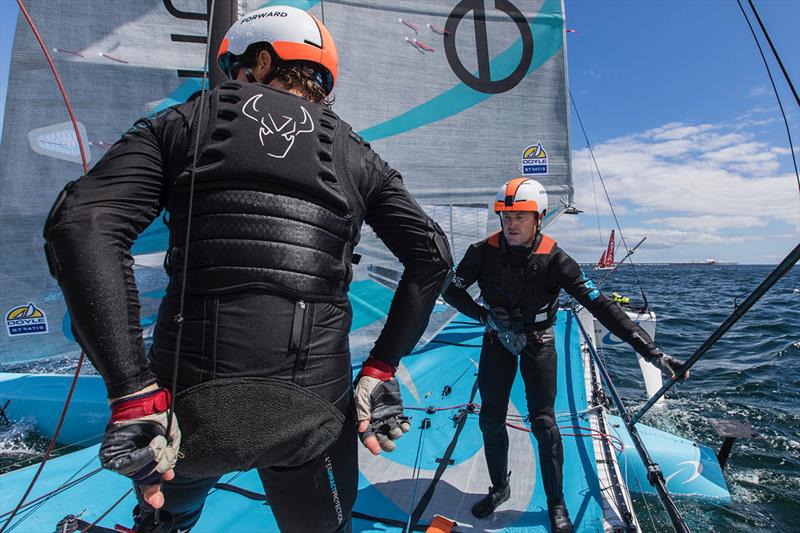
[167,0,216,435]
[736,0,800,226]
[405,418,429,532]
[427,339,482,348]
[569,91,650,311]
[407,376,479,529]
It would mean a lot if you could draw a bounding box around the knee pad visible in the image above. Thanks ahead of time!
[531,415,562,455]
[479,405,507,435]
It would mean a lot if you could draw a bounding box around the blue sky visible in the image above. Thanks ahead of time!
[551,0,800,264]
[1,0,798,263]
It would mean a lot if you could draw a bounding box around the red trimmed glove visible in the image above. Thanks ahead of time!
[355,358,410,453]
[99,388,181,486]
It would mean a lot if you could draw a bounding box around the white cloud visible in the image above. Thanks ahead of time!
[571,120,798,233]
[564,118,800,261]
[748,85,769,98]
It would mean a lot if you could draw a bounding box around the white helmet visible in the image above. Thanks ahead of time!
[494,178,548,217]
[217,6,338,95]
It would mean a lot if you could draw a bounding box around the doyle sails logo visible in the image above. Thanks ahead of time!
[522,142,547,175]
[5,303,48,336]
[242,94,315,159]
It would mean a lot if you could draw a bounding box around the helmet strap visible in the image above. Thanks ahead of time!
[242,67,257,83]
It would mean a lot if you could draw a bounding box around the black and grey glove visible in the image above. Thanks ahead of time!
[498,330,527,356]
[480,306,511,332]
[481,307,527,355]
[649,352,689,382]
[355,358,410,453]
[99,388,180,486]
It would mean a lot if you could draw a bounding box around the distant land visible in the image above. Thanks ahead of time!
[579,261,740,267]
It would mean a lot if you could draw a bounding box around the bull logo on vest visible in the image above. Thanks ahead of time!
[242,94,315,159]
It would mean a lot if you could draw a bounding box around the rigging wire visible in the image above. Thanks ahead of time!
[79,489,134,533]
[0,468,102,527]
[745,0,800,107]
[589,148,606,252]
[569,90,650,311]
[736,0,800,230]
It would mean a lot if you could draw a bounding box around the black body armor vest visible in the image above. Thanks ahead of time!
[478,232,560,330]
[166,81,365,301]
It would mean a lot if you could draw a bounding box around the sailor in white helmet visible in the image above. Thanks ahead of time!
[44,5,451,532]
[443,178,688,532]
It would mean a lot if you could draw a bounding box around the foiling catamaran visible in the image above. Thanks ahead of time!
[1,1,799,532]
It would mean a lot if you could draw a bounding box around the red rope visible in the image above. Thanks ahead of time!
[503,421,625,454]
[1,1,91,531]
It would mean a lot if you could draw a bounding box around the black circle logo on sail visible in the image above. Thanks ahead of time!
[444,0,534,94]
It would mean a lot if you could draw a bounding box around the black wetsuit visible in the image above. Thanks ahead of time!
[44,82,452,532]
[443,231,659,507]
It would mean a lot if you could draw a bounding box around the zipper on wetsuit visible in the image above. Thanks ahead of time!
[290,300,307,354]
[290,300,314,382]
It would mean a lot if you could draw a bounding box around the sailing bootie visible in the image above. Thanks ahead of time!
[471,481,511,518]
[548,502,574,533]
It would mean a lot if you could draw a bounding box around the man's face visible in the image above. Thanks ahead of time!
[501,211,539,247]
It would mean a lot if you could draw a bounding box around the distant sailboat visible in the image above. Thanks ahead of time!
[596,230,616,270]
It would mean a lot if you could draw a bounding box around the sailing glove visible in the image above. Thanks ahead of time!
[480,306,511,332]
[355,358,410,453]
[99,388,181,486]
[481,307,527,356]
[650,352,689,382]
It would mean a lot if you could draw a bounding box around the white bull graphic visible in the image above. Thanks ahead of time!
[241,94,315,159]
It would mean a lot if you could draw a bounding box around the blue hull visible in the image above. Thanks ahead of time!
[0,311,730,531]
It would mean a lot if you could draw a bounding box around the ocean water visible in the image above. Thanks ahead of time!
[593,264,800,532]
[1,264,798,531]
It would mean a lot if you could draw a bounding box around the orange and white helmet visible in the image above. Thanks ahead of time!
[217,5,338,95]
[494,178,548,217]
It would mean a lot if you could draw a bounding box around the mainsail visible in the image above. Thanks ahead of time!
[596,229,615,269]
[0,0,574,366]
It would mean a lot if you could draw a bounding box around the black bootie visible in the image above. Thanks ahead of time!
[548,502,574,533]
[471,480,511,519]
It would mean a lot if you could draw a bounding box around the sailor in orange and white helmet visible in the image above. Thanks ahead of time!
[443,178,688,532]
[44,5,451,532]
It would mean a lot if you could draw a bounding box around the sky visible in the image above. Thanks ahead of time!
[550,0,800,264]
[1,0,798,264]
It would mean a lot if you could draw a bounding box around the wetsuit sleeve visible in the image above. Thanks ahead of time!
[43,106,193,398]
[549,247,661,360]
[441,244,485,322]
[361,150,453,368]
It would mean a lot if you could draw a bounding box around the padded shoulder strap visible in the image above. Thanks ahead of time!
[533,234,556,255]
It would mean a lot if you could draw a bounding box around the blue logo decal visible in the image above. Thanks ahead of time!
[522,142,548,175]
[6,303,48,336]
